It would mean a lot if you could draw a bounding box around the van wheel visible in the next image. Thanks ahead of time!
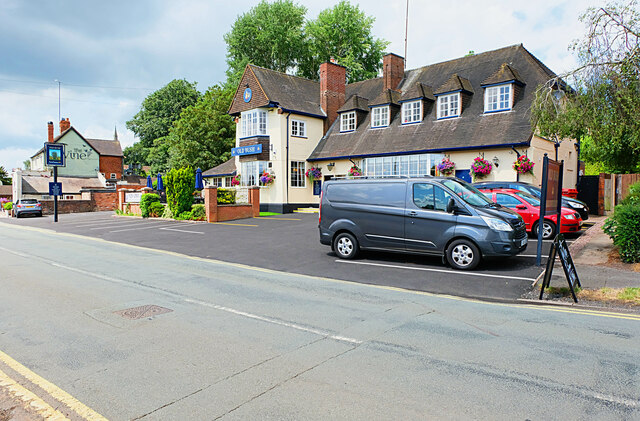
[334,232,359,259]
[533,220,556,240]
[447,239,480,270]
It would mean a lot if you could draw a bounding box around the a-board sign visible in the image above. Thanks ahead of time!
[44,143,65,167]
[539,234,581,302]
[48,182,62,196]
[125,192,142,203]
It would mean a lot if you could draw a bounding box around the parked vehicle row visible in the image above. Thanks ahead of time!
[319,177,527,270]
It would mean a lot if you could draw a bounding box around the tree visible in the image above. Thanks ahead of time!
[299,1,389,83]
[224,0,307,84]
[168,84,236,171]
[531,0,640,173]
[123,142,149,168]
[165,166,195,217]
[147,137,171,175]
[0,166,11,184]
[126,79,201,148]
[22,160,30,170]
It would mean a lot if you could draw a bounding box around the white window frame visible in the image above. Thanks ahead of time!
[371,106,390,128]
[110,173,117,179]
[402,101,422,124]
[240,161,269,186]
[291,119,306,137]
[290,161,306,188]
[484,84,512,113]
[340,111,356,132]
[437,93,460,119]
[240,109,268,138]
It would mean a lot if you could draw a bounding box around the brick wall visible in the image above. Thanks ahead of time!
[100,156,123,180]
[92,191,118,211]
[383,53,404,90]
[228,67,270,115]
[41,200,93,215]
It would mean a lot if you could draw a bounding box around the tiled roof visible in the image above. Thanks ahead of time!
[400,83,435,102]
[433,74,474,95]
[482,63,525,86]
[203,158,237,177]
[369,89,401,107]
[309,44,555,161]
[337,95,369,113]
[21,175,103,194]
[85,138,123,157]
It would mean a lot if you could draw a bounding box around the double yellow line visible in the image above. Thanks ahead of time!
[0,350,108,420]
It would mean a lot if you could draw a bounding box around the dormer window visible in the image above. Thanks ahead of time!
[484,84,512,113]
[340,111,356,132]
[437,93,460,119]
[371,106,389,128]
[241,109,267,137]
[401,101,422,124]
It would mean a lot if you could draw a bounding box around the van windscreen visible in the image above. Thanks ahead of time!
[442,179,493,207]
[327,182,405,207]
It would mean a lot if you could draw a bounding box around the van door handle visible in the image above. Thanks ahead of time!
[407,211,418,217]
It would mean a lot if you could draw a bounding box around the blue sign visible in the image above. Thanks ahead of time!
[44,143,65,167]
[49,182,62,196]
[313,180,322,196]
[243,88,252,102]
[231,144,263,157]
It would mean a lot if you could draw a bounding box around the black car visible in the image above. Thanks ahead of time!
[473,181,589,220]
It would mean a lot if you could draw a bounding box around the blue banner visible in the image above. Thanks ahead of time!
[231,144,263,157]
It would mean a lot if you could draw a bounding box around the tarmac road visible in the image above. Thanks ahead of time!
[0,211,584,301]
[0,222,637,420]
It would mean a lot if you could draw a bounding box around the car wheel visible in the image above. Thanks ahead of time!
[333,232,359,259]
[447,239,480,270]
[533,220,556,240]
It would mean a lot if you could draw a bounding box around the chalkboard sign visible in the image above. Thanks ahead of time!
[539,234,582,302]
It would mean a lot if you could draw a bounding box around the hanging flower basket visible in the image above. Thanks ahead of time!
[231,174,241,186]
[437,158,456,176]
[470,157,492,179]
[349,165,362,178]
[513,155,535,175]
[259,170,275,186]
[305,166,322,181]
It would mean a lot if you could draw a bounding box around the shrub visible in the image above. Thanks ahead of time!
[191,204,206,221]
[3,201,12,210]
[621,181,640,205]
[603,203,640,263]
[140,193,161,218]
[165,166,195,216]
[176,211,193,220]
[161,204,173,219]
[217,188,236,204]
[148,202,165,217]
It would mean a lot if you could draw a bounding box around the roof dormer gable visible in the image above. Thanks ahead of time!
[481,63,525,87]
[434,74,474,96]
[399,83,435,103]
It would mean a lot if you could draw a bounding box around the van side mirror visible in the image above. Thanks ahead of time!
[446,198,456,214]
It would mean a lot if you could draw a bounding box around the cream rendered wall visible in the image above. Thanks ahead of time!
[446,148,522,182]
[31,153,45,171]
[287,114,324,204]
[56,131,100,177]
[529,135,578,188]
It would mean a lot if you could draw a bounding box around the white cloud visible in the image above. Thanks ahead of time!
[0,147,35,172]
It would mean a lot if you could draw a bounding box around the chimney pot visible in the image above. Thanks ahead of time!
[59,118,71,134]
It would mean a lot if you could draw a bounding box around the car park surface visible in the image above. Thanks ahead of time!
[0,211,588,301]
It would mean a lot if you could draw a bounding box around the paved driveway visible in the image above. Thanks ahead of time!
[0,211,587,301]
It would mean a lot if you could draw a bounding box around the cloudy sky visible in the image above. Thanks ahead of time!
[0,0,596,172]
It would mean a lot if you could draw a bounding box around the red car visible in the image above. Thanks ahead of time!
[480,189,582,239]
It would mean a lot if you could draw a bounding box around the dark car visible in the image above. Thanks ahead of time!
[473,180,589,220]
[14,199,43,217]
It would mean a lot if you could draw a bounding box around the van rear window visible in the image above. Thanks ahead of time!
[327,182,405,207]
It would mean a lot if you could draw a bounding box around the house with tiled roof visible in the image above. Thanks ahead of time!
[212,44,577,213]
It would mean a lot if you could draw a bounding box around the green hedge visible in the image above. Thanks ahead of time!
[148,202,165,217]
[217,188,236,204]
[621,181,640,205]
[165,166,195,216]
[140,193,161,218]
[603,204,640,263]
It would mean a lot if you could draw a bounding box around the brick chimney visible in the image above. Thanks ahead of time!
[47,121,54,142]
[59,118,70,134]
[319,61,346,131]
[383,53,405,90]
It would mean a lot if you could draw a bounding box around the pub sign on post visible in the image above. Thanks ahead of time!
[44,143,65,167]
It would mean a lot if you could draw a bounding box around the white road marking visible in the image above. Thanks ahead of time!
[90,221,165,231]
[336,260,537,282]
[185,298,362,345]
[519,254,549,258]
[57,218,116,226]
[109,223,180,233]
[158,227,204,235]
[66,220,124,228]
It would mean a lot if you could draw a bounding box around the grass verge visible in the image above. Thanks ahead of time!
[545,286,640,305]
[259,212,281,216]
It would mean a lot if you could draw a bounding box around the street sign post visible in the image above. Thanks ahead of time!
[44,143,65,222]
[48,182,62,196]
[536,154,563,266]
[539,234,582,302]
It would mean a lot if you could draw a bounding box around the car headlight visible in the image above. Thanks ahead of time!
[481,216,513,232]
[565,214,575,220]
[567,202,583,210]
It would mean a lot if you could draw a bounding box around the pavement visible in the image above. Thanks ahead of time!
[536,215,640,306]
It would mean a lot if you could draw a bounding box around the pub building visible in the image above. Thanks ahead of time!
[203,44,578,213]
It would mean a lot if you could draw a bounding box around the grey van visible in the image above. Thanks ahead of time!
[319,177,527,270]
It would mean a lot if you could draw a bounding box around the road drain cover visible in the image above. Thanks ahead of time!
[114,305,173,320]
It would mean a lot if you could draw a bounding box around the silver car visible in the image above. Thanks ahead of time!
[14,199,43,217]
